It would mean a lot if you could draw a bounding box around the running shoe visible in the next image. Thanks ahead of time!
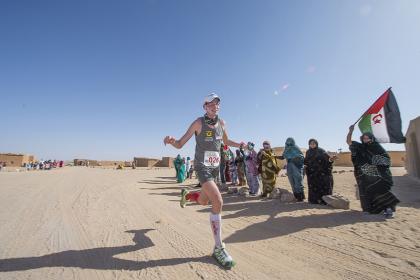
[180,189,189,208]
[212,243,235,269]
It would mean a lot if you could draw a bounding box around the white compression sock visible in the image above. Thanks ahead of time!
[209,213,222,247]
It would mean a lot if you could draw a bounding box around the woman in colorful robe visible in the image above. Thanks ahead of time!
[281,138,305,201]
[174,155,186,183]
[229,151,238,186]
[185,156,191,179]
[222,145,232,183]
[304,139,335,204]
[257,141,280,197]
[245,142,260,195]
[235,149,247,186]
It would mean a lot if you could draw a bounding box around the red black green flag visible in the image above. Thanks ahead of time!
[358,88,405,143]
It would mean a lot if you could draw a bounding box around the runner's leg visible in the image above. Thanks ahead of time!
[184,189,209,205]
[201,180,223,246]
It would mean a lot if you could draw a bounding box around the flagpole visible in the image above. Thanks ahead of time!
[352,87,392,126]
[352,115,364,126]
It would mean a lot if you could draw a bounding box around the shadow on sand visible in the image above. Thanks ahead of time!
[224,210,386,244]
[156,176,177,180]
[139,186,183,191]
[138,180,178,185]
[0,229,215,272]
[198,198,328,219]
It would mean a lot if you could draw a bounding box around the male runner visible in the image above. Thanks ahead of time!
[164,93,244,268]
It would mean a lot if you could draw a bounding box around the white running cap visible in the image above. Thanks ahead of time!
[204,93,220,104]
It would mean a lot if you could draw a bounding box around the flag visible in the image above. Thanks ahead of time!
[358,88,405,143]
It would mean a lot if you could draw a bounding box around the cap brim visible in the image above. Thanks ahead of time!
[204,97,220,104]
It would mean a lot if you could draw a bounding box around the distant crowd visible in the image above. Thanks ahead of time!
[0,160,64,171]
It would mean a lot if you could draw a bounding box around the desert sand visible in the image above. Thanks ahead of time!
[0,166,419,280]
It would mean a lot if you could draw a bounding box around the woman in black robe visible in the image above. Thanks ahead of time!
[346,125,399,217]
[304,139,335,204]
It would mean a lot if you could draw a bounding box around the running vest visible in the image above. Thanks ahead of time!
[194,117,224,168]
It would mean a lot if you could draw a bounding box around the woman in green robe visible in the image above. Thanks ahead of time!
[174,155,186,183]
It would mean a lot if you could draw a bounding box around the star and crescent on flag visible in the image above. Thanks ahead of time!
[356,87,405,144]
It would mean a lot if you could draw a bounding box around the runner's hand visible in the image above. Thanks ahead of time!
[164,136,176,146]
[349,125,355,132]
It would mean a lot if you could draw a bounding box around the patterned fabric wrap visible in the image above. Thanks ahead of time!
[258,149,280,195]
[350,141,399,213]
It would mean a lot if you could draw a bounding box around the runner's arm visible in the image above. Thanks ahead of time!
[164,119,200,149]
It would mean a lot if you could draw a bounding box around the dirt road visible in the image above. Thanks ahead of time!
[0,167,419,279]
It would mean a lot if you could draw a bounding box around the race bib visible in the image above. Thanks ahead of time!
[204,151,220,167]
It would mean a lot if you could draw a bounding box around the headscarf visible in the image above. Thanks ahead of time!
[306,138,328,162]
[174,154,183,164]
[223,147,232,161]
[351,133,389,168]
[360,132,387,159]
[262,140,271,151]
[308,138,318,147]
[283,137,303,160]
[360,132,375,144]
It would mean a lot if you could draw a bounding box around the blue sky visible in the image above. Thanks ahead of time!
[1,0,419,160]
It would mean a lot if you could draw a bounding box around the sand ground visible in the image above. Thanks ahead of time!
[0,166,419,280]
